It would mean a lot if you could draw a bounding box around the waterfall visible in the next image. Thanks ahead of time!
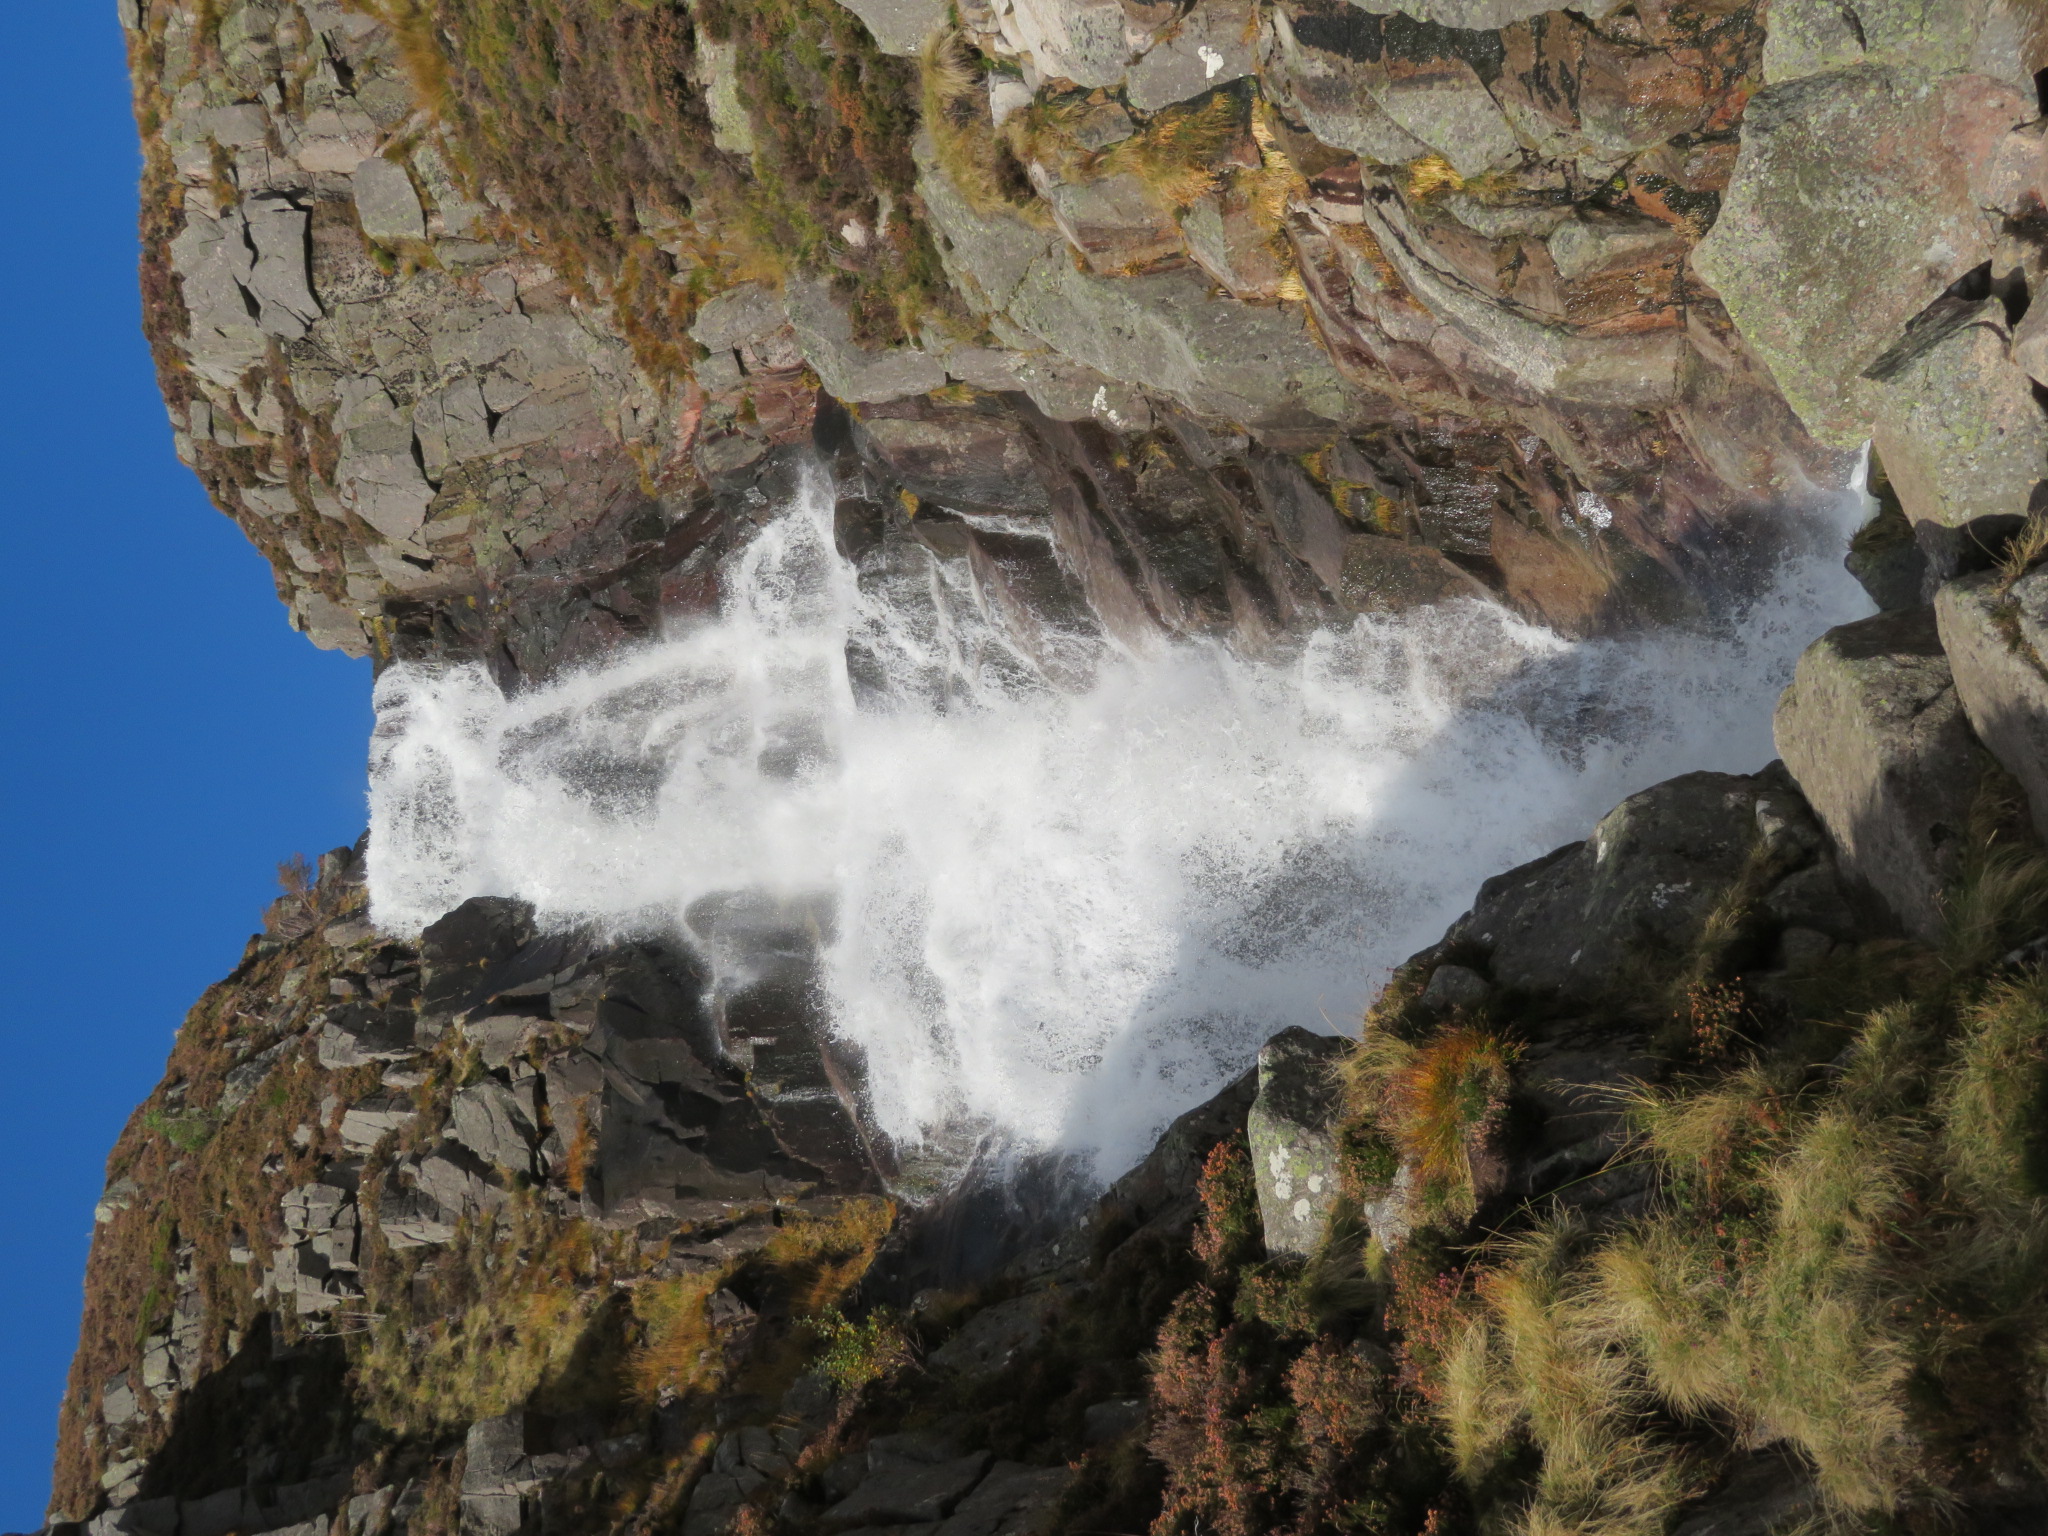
[367,462,1872,1180]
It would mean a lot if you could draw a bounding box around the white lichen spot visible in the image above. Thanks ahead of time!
[1292,1197,1312,1223]
[1269,1145,1290,1177]
[1306,1173,1324,1194]
[1275,1179,1293,1201]
[1199,44,1224,79]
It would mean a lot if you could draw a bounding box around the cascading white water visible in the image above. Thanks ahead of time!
[368,463,1873,1180]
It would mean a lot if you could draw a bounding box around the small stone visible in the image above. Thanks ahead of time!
[353,156,426,244]
[339,1097,417,1153]
[95,1176,141,1226]
[323,917,377,947]
[1069,100,1134,151]
[101,1372,140,1429]
[988,77,1033,129]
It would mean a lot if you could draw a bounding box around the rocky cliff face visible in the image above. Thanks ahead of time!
[126,0,1937,680]
[50,0,2048,1533]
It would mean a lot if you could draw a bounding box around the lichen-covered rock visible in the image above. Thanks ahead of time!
[1866,299,2048,529]
[1760,0,2040,87]
[1247,1027,1347,1258]
[1695,66,2032,444]
[1774,607,1995,940]
[1004,256,1352,425]
[351,155,425,244]
[1046,173,1190,274]
[1177,182,1291,300]
[1354,0,1623,26]
[1936,567,2048,836]
[1124,0,1258,112]
[1263,8,1433,165]
[998,0,1138,86]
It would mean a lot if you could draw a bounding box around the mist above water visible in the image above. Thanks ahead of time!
[367,464,1871,1181]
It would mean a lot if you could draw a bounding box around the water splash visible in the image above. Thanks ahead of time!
[368,465,1871,1179]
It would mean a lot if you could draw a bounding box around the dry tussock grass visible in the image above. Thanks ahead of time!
[1348,1024,1518,1222]
[1359,813,2048,1534]
[1098,91,1243,210]
[1999,511,2048,590]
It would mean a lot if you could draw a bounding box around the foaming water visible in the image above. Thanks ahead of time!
[368,466,1872,1179]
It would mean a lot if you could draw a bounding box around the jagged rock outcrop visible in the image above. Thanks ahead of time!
[47,846,885,1531]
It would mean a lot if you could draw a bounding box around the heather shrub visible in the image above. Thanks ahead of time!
[1146,1139,1451,1536]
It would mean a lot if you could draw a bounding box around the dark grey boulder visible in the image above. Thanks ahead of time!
[933,1462,1073,1536]
[1452,771,1784,1000]
[446,1080,539,1176]
[1419,963,1489,1014]
[927,1293,1059,1377]
[825,1450,992,1530]
[1082,1398,1146,1445]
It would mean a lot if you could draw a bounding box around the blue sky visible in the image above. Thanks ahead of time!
[0,11,373,1527]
